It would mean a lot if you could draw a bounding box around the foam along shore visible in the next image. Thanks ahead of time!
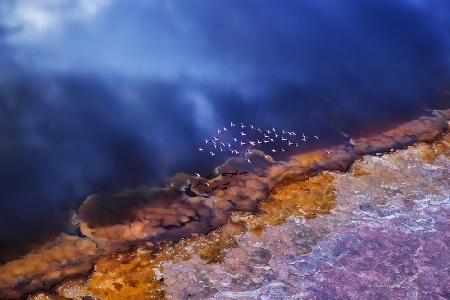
[0,109,448,299]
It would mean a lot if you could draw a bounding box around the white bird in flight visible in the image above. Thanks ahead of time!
[198,122,318,161]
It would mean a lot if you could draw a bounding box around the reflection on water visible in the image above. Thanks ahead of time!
[1,0,450,262]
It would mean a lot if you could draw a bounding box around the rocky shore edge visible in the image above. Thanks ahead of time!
[0,109,449,299]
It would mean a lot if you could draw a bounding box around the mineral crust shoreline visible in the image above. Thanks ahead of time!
[0,109,449,299]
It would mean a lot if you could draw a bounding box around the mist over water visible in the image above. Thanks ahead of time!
[1,0,450,261]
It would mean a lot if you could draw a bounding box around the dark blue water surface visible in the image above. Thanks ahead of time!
[0,0,450,261]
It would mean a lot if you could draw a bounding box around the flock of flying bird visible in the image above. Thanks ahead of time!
[195,122,319,171]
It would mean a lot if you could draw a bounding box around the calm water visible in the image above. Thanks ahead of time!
[1,0,450,262]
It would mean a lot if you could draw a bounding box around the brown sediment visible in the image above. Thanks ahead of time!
[1,110,449,299]
[26,174,337,300]
[0,235,96,299]
[351,162,370,177]
[420,131,450,163]
[261,173,336,223]
[78,187,219,250]
[195,222,246,264]
[239,172,336,230]
[351,111,447,155]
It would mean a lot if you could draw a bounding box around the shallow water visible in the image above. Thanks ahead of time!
[1,0,450,263]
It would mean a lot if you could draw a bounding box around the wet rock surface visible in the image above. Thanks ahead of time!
[0,111,448,299]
